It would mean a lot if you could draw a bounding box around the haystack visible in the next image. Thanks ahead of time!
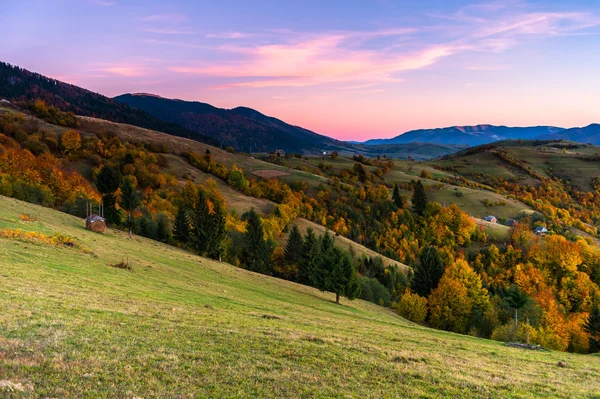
[85,214,106,233]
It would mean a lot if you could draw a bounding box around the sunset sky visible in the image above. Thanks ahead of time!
[1,0,599,140]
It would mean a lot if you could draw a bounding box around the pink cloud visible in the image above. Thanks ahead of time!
[170,29,457,89]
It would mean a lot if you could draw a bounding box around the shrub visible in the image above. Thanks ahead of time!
[491,322,537,344]
[360,277,391,306]
[397,289,428,323]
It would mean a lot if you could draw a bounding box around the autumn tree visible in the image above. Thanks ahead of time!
[95,165,122,225]
[412,180,427,216]
[61,130,81,156]
[241,209,273,274]
[227,164,247,190]
[392,183,404,209]
[412,246,445,297]
[119,178,140,238]
[397,289,428,323]
[428,276,473,333]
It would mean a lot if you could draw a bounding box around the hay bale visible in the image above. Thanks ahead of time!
[85,214,106,233]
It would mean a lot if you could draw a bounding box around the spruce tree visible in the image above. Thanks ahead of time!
[95,166,122,225]
[119,178,140,238]
[242,209,272,274]
[173,206,191,245]
[312,234,361,304]
[299,228,320,285]
[284,225,303,266]
[312,231,335,288]
[500,284,530,327]
[206,199,227,261]
[191,190,211,255]
[585,304,600,353]
[412,180,428,216]
[412,246,445,297]
[392,183,404,209]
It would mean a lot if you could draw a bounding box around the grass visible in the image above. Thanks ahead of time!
[1,196,600,398]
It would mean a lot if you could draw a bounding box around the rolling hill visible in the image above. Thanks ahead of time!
[1,195,599,398]
[0,61,221,147]
[114,93,348,154]
[363,125,565,146]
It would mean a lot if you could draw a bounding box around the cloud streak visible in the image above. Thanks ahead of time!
[167,5,598,90]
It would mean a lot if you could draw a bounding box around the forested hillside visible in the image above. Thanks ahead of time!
[1,103,599,354]
[0,62,220,146]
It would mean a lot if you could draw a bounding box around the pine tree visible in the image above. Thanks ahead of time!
[412,246,445,297]
[412,180,428,217]
[172,206,191,245]
[585,304,600,353]
[206,199,227,261]
[500,284,530,327]
[312,234,361,304]
[95,166,122,225]
[284,225,303,266]
[119,178,140,238]
[156,213,172,243]
[299,228,320,285]
[242,209,272,274]
[392,183,404,209]
[191,190,211,255]
[312,231,335,289]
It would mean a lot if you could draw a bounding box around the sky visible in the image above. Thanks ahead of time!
[1,0,600,141]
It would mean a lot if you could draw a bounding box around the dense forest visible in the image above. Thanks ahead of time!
[0,104,599,354]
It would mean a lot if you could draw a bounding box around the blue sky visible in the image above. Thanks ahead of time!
[1,0,599,140]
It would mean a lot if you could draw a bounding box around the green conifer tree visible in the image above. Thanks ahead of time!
[242,209,272,274]
[95,166,122,225]
[284,225,303,266]
[191,190,210,255]
[206,199,227,261]
[299,228,320,285]
[119,178,140,238]
[412,246,445,297]
[585,304,600,353]
[173,207,191,245]
[412,180,428,217]
[392,183,404,209]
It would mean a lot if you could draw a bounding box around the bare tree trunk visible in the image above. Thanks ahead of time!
[128,212,132,239]
[515,308,518,328]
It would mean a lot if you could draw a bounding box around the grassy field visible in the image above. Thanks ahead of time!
[1,196,600,398]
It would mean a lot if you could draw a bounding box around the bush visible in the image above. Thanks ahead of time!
[360,277,391,306]
[491,322,536,344]
[396,289,428,323]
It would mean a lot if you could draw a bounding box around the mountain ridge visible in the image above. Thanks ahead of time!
[362,124,566,146]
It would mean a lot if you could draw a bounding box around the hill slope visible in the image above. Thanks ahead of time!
[0,61,219,146]
[114,93,346,153]
[363,125,564,146]
[1,195,599,398]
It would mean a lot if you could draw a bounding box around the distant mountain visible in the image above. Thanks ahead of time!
[363,125,565,146]
[0,62,220,146]
[114,93,348,153]
[537,124,600,143]
[0,61,473,159]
